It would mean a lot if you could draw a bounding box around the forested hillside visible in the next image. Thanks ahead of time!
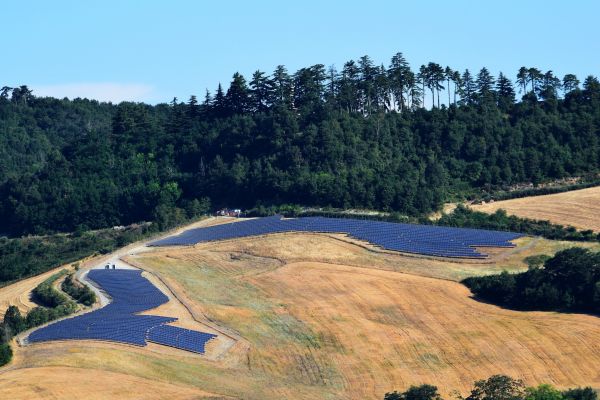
[1,53,599,236]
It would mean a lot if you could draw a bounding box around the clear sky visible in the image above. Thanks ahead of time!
[2,0,598,104]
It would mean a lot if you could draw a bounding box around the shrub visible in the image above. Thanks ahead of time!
[32,270,71,308]
[0,343,12,366]
[2,305,27,334]
[525,384,564,400]
[562,388,598,400]
[61,274,96,306]
[25,307,50,327]
[465,375,525,400]
[385,384,442,400]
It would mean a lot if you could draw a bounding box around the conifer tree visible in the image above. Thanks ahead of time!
[496,72,515,110]
[562,74,580,94]
[225,72,250,114]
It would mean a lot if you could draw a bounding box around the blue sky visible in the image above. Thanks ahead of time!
[2,1,598,104]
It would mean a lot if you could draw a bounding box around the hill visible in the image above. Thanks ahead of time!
[2,224,599,399]
[2,54,600,236]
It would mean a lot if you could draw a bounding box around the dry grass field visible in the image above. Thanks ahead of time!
[0,367,224,400]
[0,269,61,320]
[0,251,108,320]
[0,264,81,320]
[470,186,600,232]
[249,261,600,397]
[2,227,600,399]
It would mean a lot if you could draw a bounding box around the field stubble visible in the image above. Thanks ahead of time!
[2,228,600,399]
[470,186,600,232]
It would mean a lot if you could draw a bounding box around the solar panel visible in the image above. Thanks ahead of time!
[149,216,523,258]
[28,270,217,354]
[147,325,216,354]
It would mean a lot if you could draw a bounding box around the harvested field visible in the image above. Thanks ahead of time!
[0,266,72,320]
[3,229,600,399]
[470,186,600,232]
[122,234,600,398]
[248,261,600,398]
[0,366,223,399]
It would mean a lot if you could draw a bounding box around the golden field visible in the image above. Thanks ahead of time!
[471,186,600,232]
[1,225,599,400]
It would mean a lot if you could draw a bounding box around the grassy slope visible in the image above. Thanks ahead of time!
[2,231,600,399]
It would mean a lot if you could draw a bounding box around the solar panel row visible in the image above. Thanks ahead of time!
[28,270,216,354]
[147,324,216,354]
[149,216,523,258]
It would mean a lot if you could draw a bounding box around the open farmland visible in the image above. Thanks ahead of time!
[131,234,600,398]
[470,186,600,232]
[247,261,600,397]
[2,226,600,400]
[0,367,223,399]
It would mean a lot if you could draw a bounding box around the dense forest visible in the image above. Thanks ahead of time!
[463,248,600,314]
[1,53,600,236]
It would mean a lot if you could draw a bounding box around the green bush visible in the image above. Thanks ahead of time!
[62,274,96,306]
[385,384,441,400]
[2,306,27,335]
[562,387,598,400]
[31,270,71,308]
[0,343,12,367]
[25,307,50,327]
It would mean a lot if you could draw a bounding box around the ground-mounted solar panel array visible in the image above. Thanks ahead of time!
[28,269,217,354]
[150,215,523,258]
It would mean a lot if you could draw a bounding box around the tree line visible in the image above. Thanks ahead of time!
[384,375,596,400]
[1,52,599,236]
[463,248,600,314]
[438,206,600,242]
[159,54,595,115]
[0,224,154,285]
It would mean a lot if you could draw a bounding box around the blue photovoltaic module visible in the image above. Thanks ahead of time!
[149,216,523,258]
[28,269,216,353]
